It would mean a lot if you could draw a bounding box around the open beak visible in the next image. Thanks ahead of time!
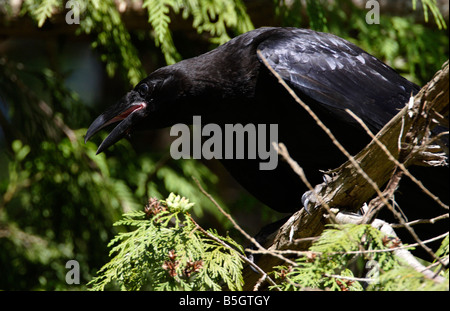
[85,102,147,154]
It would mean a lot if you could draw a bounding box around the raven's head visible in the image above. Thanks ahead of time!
[85,69,185,154]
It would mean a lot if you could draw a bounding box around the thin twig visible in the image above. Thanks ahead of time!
[391,213,449,228]
[324,274,375,284]
[246,232,448,258]
[253,274,268,291]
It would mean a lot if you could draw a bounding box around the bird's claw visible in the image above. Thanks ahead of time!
[301,183,325,214]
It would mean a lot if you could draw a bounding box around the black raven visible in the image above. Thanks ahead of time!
[85,27,447,225]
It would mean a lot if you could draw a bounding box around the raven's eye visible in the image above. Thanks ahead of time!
[137,83,149,97]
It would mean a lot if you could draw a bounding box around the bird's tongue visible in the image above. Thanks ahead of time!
[110,104,146,123]
[94,104,145,132]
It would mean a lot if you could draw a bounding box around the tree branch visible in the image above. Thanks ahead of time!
[241,59,449,290]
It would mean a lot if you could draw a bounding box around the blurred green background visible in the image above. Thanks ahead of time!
[0,0,448,290]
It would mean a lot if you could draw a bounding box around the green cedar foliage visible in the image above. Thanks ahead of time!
[88,193,244,291]
[20,0,253,86]
[143,0,253,64]
[413,0,447,29]
[88,206,448,291]
[273,224,448,291]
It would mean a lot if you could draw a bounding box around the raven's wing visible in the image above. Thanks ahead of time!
[257,28,420,131]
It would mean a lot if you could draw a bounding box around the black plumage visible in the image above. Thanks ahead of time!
[85,28,447,249]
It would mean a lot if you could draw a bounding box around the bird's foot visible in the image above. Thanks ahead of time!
[301,183,326,214]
